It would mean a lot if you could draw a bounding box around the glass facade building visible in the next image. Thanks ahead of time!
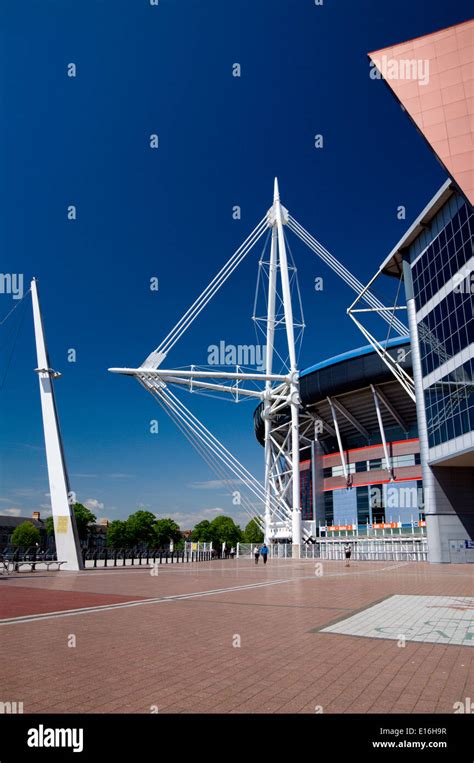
[424,359,474,449]
[407,190,474,461]
[381,181,474,562]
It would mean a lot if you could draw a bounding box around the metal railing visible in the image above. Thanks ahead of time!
[0,546,215,572]
[300,538,428,562]
[83,547,214,567]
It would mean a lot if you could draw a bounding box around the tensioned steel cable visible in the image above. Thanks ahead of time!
[287,215,408,336]
[0,289,31,390]
[143,216,269,365]
[159,383,290,523]
[138,377,268,527]
[139,377,291,525]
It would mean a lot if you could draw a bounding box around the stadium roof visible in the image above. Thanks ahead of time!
[255,338,417,452]
[301,335,409,375]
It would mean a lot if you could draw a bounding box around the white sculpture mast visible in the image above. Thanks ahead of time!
[31,278,83,570]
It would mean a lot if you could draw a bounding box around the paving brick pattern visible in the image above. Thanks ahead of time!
[0,559,472,714]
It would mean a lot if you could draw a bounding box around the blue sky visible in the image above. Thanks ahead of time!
[0,0,471,529]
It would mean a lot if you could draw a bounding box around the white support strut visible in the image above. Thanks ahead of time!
[31,279,83,571]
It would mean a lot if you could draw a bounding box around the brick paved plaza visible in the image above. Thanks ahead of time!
[0,558,472,714]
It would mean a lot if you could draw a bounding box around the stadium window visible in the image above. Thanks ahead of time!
[355,460,367,473]
[323,492,333,525]
[332,463,355,477]
[356,486,370,524]
[392,454,415,468]
[368,458,382,470]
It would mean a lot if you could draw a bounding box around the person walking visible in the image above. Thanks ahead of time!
[260,543,269,565]
[230,546,236,560]
[344,542,352,567]
[254,545,260,564]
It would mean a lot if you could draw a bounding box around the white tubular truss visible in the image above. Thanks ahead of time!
[112,179,424,547]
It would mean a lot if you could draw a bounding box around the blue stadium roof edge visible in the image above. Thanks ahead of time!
[301,335,410,377]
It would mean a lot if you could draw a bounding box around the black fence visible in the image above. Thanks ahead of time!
[83,547,214,567]
[1,546,216,572]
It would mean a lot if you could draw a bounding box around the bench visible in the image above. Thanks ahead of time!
[1,560,67,573]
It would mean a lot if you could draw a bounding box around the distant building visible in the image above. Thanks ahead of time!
[0,511,48,550]
[0,512,109,552]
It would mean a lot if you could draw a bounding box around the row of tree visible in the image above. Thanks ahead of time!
[106,511,182,549]
[106,512,264,548]
[191,516,263,545]
[9,504,264,549]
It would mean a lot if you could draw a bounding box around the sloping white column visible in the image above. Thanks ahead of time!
[31,279,83,571]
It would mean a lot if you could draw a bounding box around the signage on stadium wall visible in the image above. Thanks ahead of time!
[320,520,424,532]
[326,524,357,531]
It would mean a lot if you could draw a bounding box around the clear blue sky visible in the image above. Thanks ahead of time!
[0,0,470,529]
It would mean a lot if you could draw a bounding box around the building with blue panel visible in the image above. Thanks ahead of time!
[380,180,473,563]
[254,336,425,540]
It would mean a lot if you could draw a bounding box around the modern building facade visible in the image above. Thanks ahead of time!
[380,180,473,562]
[369,20,473,562]
[301,439,423,532]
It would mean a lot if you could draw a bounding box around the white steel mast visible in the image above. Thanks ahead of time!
[272,178,301,555]
[110,178,410,553]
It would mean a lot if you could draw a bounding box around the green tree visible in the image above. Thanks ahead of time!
[208,516,242,546]
[126,510,156,546]
[11,521,40,548]
[243,518,264,543]
[44,503,96,542]
[45,515,54,537]
[72,503,97,541]
[191,519,212,542]
[153,518,181,547]
[106,520,130,549]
